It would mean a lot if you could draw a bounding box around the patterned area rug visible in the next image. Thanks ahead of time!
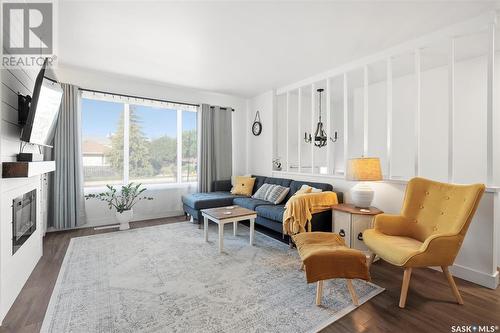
[41,222,383,333]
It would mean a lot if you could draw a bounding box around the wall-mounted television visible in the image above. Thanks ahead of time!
[19,58,63,147]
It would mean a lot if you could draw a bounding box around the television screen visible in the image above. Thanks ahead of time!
[20,61,63,147]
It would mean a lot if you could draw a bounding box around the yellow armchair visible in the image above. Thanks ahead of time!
[363,177,485,308]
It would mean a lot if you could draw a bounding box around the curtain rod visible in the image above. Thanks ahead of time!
[77,87,235,111]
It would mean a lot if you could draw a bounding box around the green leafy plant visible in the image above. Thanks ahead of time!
[85,183,154,213]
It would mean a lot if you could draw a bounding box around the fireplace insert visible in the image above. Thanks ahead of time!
[12,189,36,254]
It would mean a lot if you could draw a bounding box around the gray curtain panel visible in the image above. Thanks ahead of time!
[51,83,85,229]
[198,104,233,192]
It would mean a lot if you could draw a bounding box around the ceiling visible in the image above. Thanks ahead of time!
[57,1,498,98]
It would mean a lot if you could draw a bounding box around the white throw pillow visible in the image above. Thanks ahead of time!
[252,183,290,205]
[252,183,272,200]
[300,184,323,193]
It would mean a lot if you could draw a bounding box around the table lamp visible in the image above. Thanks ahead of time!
[346,157,382,209]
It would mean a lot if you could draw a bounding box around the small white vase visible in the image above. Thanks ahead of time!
[116,209,133,231]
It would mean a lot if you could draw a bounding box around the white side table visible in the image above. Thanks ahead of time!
[332,203,383,256]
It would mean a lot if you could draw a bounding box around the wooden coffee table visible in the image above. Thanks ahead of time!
[201,205,257,253]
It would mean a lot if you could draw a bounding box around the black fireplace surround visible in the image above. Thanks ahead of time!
[12,189,36,254]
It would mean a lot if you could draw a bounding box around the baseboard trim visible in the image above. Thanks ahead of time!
[447,264,499,289]
[46,211,186,232]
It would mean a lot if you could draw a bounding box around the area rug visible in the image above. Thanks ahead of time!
[41,222,384,333]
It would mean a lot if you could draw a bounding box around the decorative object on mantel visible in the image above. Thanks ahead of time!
[252,111,262,136]
[346,157,382,208]
[272,158,282,171]
[304,88,338,147]
[84,183,153,230]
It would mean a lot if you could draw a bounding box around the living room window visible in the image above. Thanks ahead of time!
[81,93,197,187]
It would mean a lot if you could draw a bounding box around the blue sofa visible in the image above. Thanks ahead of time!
[181,175,343,234]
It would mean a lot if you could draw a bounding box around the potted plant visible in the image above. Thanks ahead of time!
[85,183,153,230]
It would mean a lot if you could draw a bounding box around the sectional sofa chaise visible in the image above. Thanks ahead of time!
[182,175,343,234]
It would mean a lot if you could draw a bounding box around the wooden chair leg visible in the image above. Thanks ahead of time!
[315,280,324,306]
[442,266,464,305]
[300,262,305,271]
[399,267,412,308]
[346,279,359,306]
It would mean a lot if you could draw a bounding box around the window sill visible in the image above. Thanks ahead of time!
[84,182,197,194]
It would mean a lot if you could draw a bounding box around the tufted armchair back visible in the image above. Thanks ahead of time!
[400,177,485,242]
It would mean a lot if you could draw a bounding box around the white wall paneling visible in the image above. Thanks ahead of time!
[386,58,393,179]
[312,79,328,175]
[262,12,500,288]
[328,76,344,175]
[414,49,422,178]
[347,69,364,163]
[0,51,45,323]
[454,30,489,185]
[297,88,302,173]
[366,60,388,176]
[487,24,495,185]
[363,65,369,156]
[310,83,315,174]
[391,52,416,180]
[448,38,456,183]
[273,11,498,187]
[343,73,349,175]
[287,90,299,172]
[326,79,331,174]
[299,86,312,172]
[285,92,289,172]
[274,94,287,171]
[419,42,448,182]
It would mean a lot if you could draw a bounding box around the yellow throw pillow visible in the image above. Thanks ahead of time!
[294,186,312,196]
[231,176,256,196]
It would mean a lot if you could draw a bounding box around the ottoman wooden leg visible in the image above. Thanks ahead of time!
[347,279,359,306]
[300,262,304,271]
[315,280,324,306]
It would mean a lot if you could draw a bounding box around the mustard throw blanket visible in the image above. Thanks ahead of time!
[283,192,338,235]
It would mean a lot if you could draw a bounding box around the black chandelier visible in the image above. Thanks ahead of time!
[304,88,337,147]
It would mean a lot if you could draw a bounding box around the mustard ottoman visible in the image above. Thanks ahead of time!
[293,232,370,306]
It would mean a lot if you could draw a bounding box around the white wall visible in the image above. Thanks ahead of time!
[246,90,274,176]
[56,65,247,227]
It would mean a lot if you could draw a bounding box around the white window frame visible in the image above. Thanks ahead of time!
[81,92,198,188]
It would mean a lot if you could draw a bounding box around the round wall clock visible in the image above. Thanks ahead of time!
[252,111,262,136]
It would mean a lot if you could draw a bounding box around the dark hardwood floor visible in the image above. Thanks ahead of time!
[1,217,498,333]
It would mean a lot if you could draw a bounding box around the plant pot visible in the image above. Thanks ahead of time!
[116,209,133,231]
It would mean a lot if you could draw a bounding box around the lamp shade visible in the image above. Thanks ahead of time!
[347,158,382,181]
